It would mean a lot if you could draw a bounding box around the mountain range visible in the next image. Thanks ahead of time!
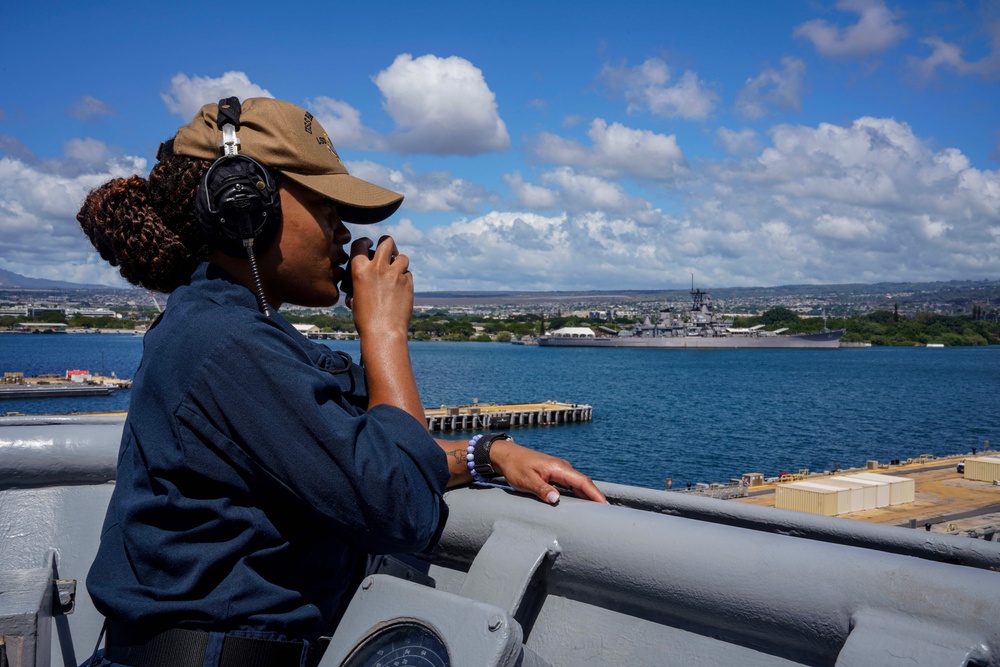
[1,267,997,309]
[0,268,115,290]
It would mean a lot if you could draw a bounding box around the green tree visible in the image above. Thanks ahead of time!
[760,307,799,327]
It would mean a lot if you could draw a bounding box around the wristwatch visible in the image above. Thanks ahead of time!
[473,433,513,478]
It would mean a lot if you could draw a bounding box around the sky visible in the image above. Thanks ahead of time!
[1,0,998,293]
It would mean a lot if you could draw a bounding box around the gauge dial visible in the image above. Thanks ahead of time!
[341,621,450,667]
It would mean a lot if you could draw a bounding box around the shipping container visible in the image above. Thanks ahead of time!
[851,473,915,505]
[841,475,890,508]
[820,478,874,512]
[963,456,1000,483]
[775,481,842,516]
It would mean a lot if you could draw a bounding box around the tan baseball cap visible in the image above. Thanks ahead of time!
[173,97,402,224]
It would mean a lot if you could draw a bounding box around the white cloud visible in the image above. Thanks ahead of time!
[161,71,274,120]
[695,116,1000,284]
[793,0,908,57]
[374,54,510,155]
[735,57,807,120]
[909,21,1000,81]
[406,115,1000,290]
[532,132,591,165]
[66,96,113,121]
[4,109,998,292]
[812,214,883,244]
[586,120,687,180]
[0,152,146,286]
[306,96,384,151]
[503,171,559,209]
[410,210,677,291]
[598,58,719,120]
[716,128,761,156]
[531,119,687,182]
[349,217,427,250]
[539,167,665,224]
[346,160,490,214]
[64,138,108,166]
[746,117,941,205]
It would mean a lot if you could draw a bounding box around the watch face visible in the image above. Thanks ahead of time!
[341,622,450,667]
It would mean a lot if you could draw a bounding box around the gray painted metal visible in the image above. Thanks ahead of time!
[321,575,536,667]
[2,416,999,666]
[597,480,1000,570]
[432,486,1000,665]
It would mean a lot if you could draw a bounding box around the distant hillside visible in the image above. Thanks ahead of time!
[0,267,113,290]
[415,279,1000,306]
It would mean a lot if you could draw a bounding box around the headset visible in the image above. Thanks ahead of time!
[195,97,280,315]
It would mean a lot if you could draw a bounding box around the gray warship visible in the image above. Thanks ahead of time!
[538,288,845,349]
[3,414,1000,666]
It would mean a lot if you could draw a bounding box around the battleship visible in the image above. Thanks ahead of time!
[538,288,846,349]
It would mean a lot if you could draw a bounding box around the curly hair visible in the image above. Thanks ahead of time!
[77,143,212,293]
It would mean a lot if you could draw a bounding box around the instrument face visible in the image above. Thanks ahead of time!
[341,621,450,667]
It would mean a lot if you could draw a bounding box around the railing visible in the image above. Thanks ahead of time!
[2,415,999,666]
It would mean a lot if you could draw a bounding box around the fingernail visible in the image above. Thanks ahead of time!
[546,491,560,504]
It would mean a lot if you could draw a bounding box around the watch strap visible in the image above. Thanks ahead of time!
[473,432,511,478]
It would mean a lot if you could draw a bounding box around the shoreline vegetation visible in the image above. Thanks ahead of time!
[3,305,998,347]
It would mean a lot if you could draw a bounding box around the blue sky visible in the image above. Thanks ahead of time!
[1,0,998,292]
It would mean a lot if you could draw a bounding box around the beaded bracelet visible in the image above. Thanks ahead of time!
[466,434,487,483]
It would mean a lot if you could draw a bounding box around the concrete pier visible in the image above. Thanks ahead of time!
[424,400,592,432]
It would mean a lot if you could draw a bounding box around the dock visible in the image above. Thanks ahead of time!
[424,400,592,432]
[1,371,132,400]
[0,384,114,399]
[734,453,1000,537]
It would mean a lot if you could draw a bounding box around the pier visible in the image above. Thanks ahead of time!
[424,400,592,432]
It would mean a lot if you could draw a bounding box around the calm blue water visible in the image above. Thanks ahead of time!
[2,333,998,490]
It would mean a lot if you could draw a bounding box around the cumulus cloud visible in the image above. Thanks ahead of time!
[347,217,428,256]
[598,58,719,120]
[408,115,1000,290]
[909,21,1000,81]
[716,127,761,156]
[4,107,998,291]
[503,171,559,209]
[374,54,510,155]
[793,0,908,57]
[66,96,113,121]
[735,57,807,119]
[695,116,1000,283]
[64,138,108,165]
[0,151,146,286]
[346,160,490,214]
[161,71,274,120]
[410,210,679,291]
[306,96,384,151]
[500,167,665,225]
[531,118,688,182]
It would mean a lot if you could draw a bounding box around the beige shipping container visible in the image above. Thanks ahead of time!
[964,456,1000,483]
[797,481,853,515]
[775,481,843,516]
[851,473,915,505]
[820,478,874,512]
[841,475,890,508]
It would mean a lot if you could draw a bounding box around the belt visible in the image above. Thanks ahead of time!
[105,627,322,667]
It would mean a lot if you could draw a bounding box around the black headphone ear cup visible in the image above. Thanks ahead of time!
[196,155,280,258]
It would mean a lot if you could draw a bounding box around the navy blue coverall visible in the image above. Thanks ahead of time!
[85,263,449,666]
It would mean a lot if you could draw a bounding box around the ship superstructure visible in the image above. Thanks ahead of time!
[539,288,845,349]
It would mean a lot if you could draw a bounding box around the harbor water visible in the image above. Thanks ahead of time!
[2,333,998,490]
